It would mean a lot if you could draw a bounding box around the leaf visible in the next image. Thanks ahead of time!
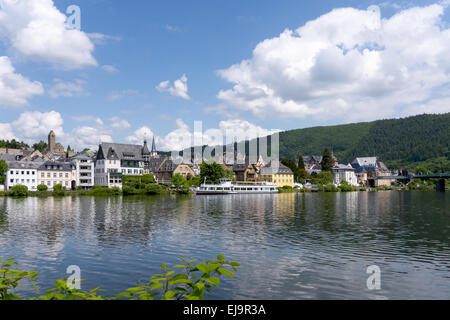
[217,268,234,278]
[163,290,176,300]
[149,283,163,291]
[204,277,220,287]
[173,265,186,269]
[230,262,240,267]
[161,264,167,271]
[217,254,224,261]
[195,263,209,274]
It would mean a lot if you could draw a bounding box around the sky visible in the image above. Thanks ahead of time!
[1,0,450,151]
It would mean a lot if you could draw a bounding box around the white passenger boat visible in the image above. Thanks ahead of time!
[195,179,279,195]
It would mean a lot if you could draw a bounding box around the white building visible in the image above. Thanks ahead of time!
[72,154,94,190]
[37,161,77,190]
[5,161,40,191]
[332,164,358,186]
[94,142,147,188]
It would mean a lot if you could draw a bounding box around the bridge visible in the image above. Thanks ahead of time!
[375,174,450,192]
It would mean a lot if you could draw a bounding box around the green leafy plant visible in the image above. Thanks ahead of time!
[10,185,28,197]
[0,258,38,300]
[116,255,240,300]
[0,255,239,301]
[37,184,48,192]
[52,184,66,196]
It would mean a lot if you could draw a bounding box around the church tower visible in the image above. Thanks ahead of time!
[48,130,56,153]
[150,136,159,158]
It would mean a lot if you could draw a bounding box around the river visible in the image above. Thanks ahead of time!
[0,191,449,299]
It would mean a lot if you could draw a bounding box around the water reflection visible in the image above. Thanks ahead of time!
[0,192,448,299]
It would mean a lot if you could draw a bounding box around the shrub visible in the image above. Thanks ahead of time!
[52,184,66,196]
[110,187,122,195]
[145,184,163,195]
[339,180,354,192]
[37,184,48,192]
[10,185,28,197]
[323,184,338,192]
[122,186,140,195]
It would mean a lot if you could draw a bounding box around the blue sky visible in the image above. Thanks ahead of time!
[1,0,449,150]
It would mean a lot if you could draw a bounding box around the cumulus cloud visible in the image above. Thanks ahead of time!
[48,78,87,98]
[217,4,450,121]
[0,56,44,107]
[0,111,128,150]
[0,0,97,69]
[156,74,191,100]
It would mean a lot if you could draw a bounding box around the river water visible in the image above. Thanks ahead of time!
[0,192,449,300]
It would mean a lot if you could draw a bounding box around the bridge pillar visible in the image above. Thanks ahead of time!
[436,179,445,192]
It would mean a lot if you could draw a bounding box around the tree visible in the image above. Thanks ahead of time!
[0,160,8,185]
[171,174,187,189]
[281,158,298,181]
[297,154,308,182]
[141,174,155,184]
[200,162,226,184]
[32,141,48,152]
[320,148,334,172]
[415,166,431,175]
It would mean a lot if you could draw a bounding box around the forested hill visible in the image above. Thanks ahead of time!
[278,113,450,172]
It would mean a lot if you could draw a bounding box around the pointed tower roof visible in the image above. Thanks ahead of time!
[151,136,157,153]
[142,139,150,155]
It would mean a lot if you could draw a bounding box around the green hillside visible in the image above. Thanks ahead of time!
[278,113,450,172]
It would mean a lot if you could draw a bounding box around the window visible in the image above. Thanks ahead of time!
[53,173,57,178]
[65,173,69,178]
[26,171,30,175]
[10,170,13,174]
[59,173,63,178]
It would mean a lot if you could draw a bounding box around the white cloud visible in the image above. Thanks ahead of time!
[0,111,122,150]
[0,0,97,69]
[101,65,119,73]
[109,116,131,129]
[0,56,44,107]
[48,78,87,98]
[125,126,156,145]
[108,89,139,101]
[87,33,122,45]
[156,74,191,100]
[216,4,450,121]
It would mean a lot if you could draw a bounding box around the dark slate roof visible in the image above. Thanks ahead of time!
[0,154,20,161]
[71,153,93,160]
[142,140,150,155]
[6,161,42,170]
[260,161,293,175]
[97,143,145,161]
[39,161,75,171]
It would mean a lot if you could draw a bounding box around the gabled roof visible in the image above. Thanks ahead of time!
[97,143,144,161]
[260,161,293,175]
[6,161,42,170]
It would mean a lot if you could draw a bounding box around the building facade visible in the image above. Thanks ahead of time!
[351,157,391,187]
[37,161,77,190]
[5,161,40,191]
[72,154,95,190]
[259,161,294,187]
[332,164,358,186]
[95,142,146,188]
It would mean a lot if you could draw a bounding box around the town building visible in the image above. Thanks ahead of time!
[71,154,95,190]
[94,142,146,188]
[37,161,77,190]
[5,161,41,191]
[332,164,358,186]
[43,130,76,160]
[154,158,196,183]
[301,155,338,174]
[259,161,295,187]
[351,157,391,187]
